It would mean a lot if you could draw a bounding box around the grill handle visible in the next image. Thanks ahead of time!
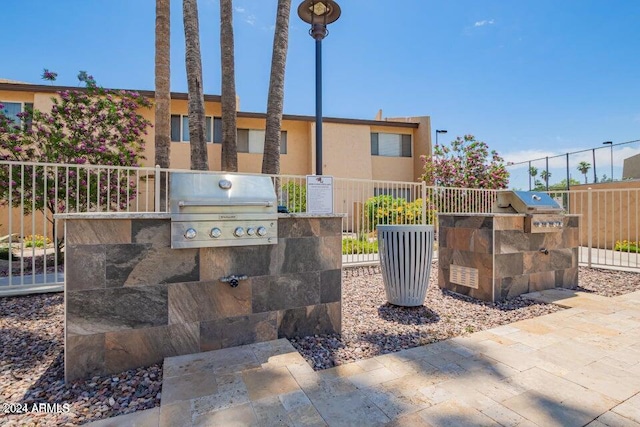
[178,200,274,208]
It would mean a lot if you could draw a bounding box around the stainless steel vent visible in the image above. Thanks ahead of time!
[170,173,278,248]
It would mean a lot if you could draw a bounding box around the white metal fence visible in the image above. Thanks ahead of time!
[2,160,639,296]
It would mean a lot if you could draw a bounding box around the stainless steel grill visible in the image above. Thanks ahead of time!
[170,172,278,248]
[493,190,564,233]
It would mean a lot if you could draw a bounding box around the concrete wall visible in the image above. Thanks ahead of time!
[63,215,342,381]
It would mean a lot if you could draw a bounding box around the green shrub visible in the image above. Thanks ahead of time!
[281,181,306,213]
[364,195,436,231]
[0,246,9,260]
[23,234,52,248]
[615,240,640,253]
[342,237,378,255]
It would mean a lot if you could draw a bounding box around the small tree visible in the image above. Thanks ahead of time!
[0,72,152,257]
[540,170,551,189]
[421,134,509,189]
[577,161,591,184]
[420,135,509,212]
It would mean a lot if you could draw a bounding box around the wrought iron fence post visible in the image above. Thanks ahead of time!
[588,187,593,268]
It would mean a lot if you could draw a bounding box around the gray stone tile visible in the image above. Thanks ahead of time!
[277,302,341,338]
[281,236,341,274]
[563,360,640,401]
[132,219,171,245]
[106,244,199,287]
[66,245,106,291]
[320,269,341,303]
[252,273,320,313]
[66,219,131,245]
[200,244,279,280]
[65,334,105,381]
[67,285,169,335]
[200,312,277,352]
[278,217,321,238]
[168,280,251,324]
[104,322,199,374]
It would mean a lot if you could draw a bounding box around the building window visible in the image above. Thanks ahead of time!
[170,115,213,143]
[0,101,33,130]
[237,129,287,154]
[371,133,411,157]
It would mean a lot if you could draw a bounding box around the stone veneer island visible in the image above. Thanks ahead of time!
[57,213,342,381]
[438,213,579,302]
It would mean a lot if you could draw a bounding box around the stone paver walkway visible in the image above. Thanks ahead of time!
[88,289,640,426]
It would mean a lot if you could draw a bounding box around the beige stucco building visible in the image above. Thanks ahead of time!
[0,81,432,236]
[0,81,431,182]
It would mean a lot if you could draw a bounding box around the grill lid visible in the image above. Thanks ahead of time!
[493,191,562,214]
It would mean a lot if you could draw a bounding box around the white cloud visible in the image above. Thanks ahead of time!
[235,7,245,13]
[474,19,495,27]
[245,14,256,25]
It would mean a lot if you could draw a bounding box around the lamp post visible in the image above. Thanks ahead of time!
[298,0,341,176]
[603,141,613,181]
[435,129,447,146]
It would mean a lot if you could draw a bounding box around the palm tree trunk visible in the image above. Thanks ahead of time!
[183,0,209,170]
[155,0,171,210]
[262,0,291,176]
[220,0,238,172]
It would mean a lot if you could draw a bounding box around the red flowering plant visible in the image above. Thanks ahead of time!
[0,71,152,256]
[420,134,509,213]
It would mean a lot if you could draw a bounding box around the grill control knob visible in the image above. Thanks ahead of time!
[234,227,245,237]
[210,227,222,238]
[257,226,267,237]
[247,227,256,236]
[184,228,197,239]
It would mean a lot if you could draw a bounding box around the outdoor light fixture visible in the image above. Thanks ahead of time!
[298,0,341,175]
[603,141,613,181]
[435,129,447,146]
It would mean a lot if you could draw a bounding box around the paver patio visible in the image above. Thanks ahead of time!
[87,289,640,426]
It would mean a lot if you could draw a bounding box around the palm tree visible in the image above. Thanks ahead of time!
[262,0,291,175]
[528,166,538,191]
[155,0,171,210]
[220,0,238,172]
[540,170,551,190]
[577,161,591,184]
[183,0,208,170]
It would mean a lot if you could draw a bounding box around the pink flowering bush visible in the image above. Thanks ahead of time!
[420,134,509,212]
[0,72,152,255]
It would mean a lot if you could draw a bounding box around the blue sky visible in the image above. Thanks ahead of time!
[2,0,639,188]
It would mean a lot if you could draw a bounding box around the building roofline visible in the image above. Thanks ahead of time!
[0,82,420,128]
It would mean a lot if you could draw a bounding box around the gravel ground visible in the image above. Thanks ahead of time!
[2,263,640,426]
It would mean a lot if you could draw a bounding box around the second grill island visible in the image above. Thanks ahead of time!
[438,191,579,302]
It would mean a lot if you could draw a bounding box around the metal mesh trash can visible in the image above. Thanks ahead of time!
[378,225,434,307]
